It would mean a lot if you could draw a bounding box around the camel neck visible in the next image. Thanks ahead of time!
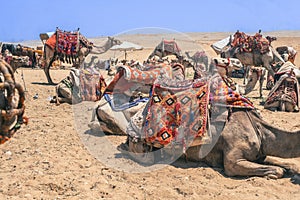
[260,122,300,158]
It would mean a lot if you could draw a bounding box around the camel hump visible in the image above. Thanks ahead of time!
[230,30,272,54]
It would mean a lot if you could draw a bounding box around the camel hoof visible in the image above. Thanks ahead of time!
[266,174,279,179]
[88,121,101,132]
[291,174,300,184]
[265,166,285,179]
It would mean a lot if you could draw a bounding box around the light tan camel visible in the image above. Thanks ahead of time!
[44,37,121,84]
[118,59,300,182]
[222,45,285,97]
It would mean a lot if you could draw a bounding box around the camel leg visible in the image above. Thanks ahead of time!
[56,97,72,104]
[224,152,285,179]
[258,68,266,98]
[264,156,300,174]
[243,65,250,85]
[44,60,55,85]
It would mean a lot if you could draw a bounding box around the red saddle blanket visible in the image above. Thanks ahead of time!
[79,69,103,101]
[142,74,254,148]
[105,64,173,94]
[231,31,271,54]
[143,78,210,147]
[45,29,79,55]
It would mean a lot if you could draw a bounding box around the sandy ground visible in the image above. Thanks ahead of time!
[1,31,300,199]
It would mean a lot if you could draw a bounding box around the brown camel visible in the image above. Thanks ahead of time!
[118,60,300,182]
[121,108,300,180]
[44,36,121,84]
[0,59,27,144]
[185,51,209,71]
[221,45,285,97]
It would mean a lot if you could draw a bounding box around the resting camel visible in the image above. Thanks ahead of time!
[117,58,300,182]
[44,36,121,84]
[0,59,27,144]
[89,57,243,134]
[264,61,300,112]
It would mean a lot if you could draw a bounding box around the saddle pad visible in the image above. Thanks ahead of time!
[79,70,102,101]
[264,73,299,110]
[209,74,254,109]
[56,29,79,55]
[105,64,172,93]
[143,77,210,147]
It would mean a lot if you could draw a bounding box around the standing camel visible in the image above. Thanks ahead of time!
[44,34,121,84]
[220,38,284,97]
[185,51,209,71]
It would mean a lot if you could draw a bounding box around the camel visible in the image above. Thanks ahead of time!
[118,59,300,182]
[44,36,121,84]
[264,61,300,112]
[276,46,297,65]
[222,45,285,97]
[0,59,27,144]
[121,108,300,180]
[185,51,209,71]
[215,31,285,97]
[49,67,106,105]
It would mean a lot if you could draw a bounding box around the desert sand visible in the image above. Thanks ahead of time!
[1,31,300,199]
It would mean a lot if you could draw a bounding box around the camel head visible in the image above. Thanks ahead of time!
[212,57,243,77]
[108,36,122,47]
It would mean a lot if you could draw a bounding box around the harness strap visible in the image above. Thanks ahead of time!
[61,77,73,89]
[215,58,230,76]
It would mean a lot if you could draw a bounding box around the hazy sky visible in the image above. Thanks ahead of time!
[1,0,300,42]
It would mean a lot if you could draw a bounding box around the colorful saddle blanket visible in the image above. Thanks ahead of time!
[142,74,254,148]
[79,69,103,101]
[105,64,173,94]
[103,64,174,111]
[231,31,272,54]
[45,28,79,56]
[56,29,79,55]
[264,62,300,111]
[143,77,210,147]
[209,74,254,109]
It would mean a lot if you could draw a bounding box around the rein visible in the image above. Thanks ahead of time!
[215,57,231,76]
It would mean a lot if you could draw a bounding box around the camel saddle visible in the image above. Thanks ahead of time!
[231,31,275,54]
[264,62,300,112]
[140,74,254,149]
[45,28,82,59]
[102,63,185,111]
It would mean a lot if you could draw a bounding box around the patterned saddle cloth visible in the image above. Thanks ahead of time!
[143,77,210,148]
[140,73,254,148]
[103,64,183,111]
[264,62,300,111]
[56,29,79,55]
[231,31,273,54]
[79,69,104,101]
